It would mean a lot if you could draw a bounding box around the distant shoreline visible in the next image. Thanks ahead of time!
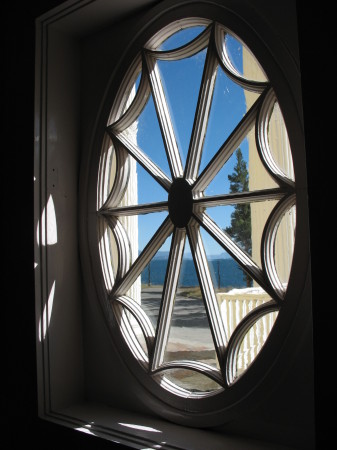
[141,284,235,294]
[141,257,247,289]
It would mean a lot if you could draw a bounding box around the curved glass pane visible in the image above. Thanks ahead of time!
[274,204,296,287]
[267,102,295,181]
[97,138,115,208]
[98,218,118,291]
[234,311,278,381]
[159,26,206,51]
[224,32,268,82]
[159,369,222,392]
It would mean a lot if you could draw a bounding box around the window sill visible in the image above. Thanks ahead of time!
[44,401,295,450]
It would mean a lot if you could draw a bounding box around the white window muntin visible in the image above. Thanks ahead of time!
[96,17,296,399]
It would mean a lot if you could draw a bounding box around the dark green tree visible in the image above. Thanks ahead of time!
[225,148,252,287]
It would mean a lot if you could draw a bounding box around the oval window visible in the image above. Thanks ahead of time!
[96,19,296,401]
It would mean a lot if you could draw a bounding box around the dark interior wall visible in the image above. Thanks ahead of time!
[6,2,133,448]
[296,3,334,449]
[5,1,331,448]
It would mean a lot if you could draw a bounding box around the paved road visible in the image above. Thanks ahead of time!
[141,286,209,328]
[140,286,217,360]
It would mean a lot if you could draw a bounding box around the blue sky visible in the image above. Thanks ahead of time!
[128,27,251,255]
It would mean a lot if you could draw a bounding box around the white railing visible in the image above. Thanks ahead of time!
[217,288,278,376]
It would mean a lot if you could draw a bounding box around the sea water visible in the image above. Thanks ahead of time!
[141,258,246,288]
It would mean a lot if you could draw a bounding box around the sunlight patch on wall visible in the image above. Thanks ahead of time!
[118,423,162,433]
[36,194,58,246]
[75,425,95,435]
[38,280,55,341]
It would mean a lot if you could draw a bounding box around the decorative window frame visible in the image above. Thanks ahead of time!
[34,0,314,448]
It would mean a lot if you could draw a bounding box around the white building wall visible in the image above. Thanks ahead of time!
[243,46,295,285]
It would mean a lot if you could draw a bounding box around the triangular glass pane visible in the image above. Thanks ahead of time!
[124,93,171,178]
[204,127,278,196]
[199,226,253,290]
[117,211,169,304]
[138,158,168,205]
[206,203,252,259]
[159,26,207,51]
[157,49,207,166]
[163,240,219,376]
[117,154,168,209]
[199,65,260,175]
[205,198,279,268]
[199,226,274,341]
[126,224,172,334]
[204,139,249,196]
[140,233,172,330]
[138,211,169,256]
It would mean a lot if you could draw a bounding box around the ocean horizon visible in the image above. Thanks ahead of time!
[141,256,247,289]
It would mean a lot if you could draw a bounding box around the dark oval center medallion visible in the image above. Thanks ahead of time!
[168,178,193,228]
